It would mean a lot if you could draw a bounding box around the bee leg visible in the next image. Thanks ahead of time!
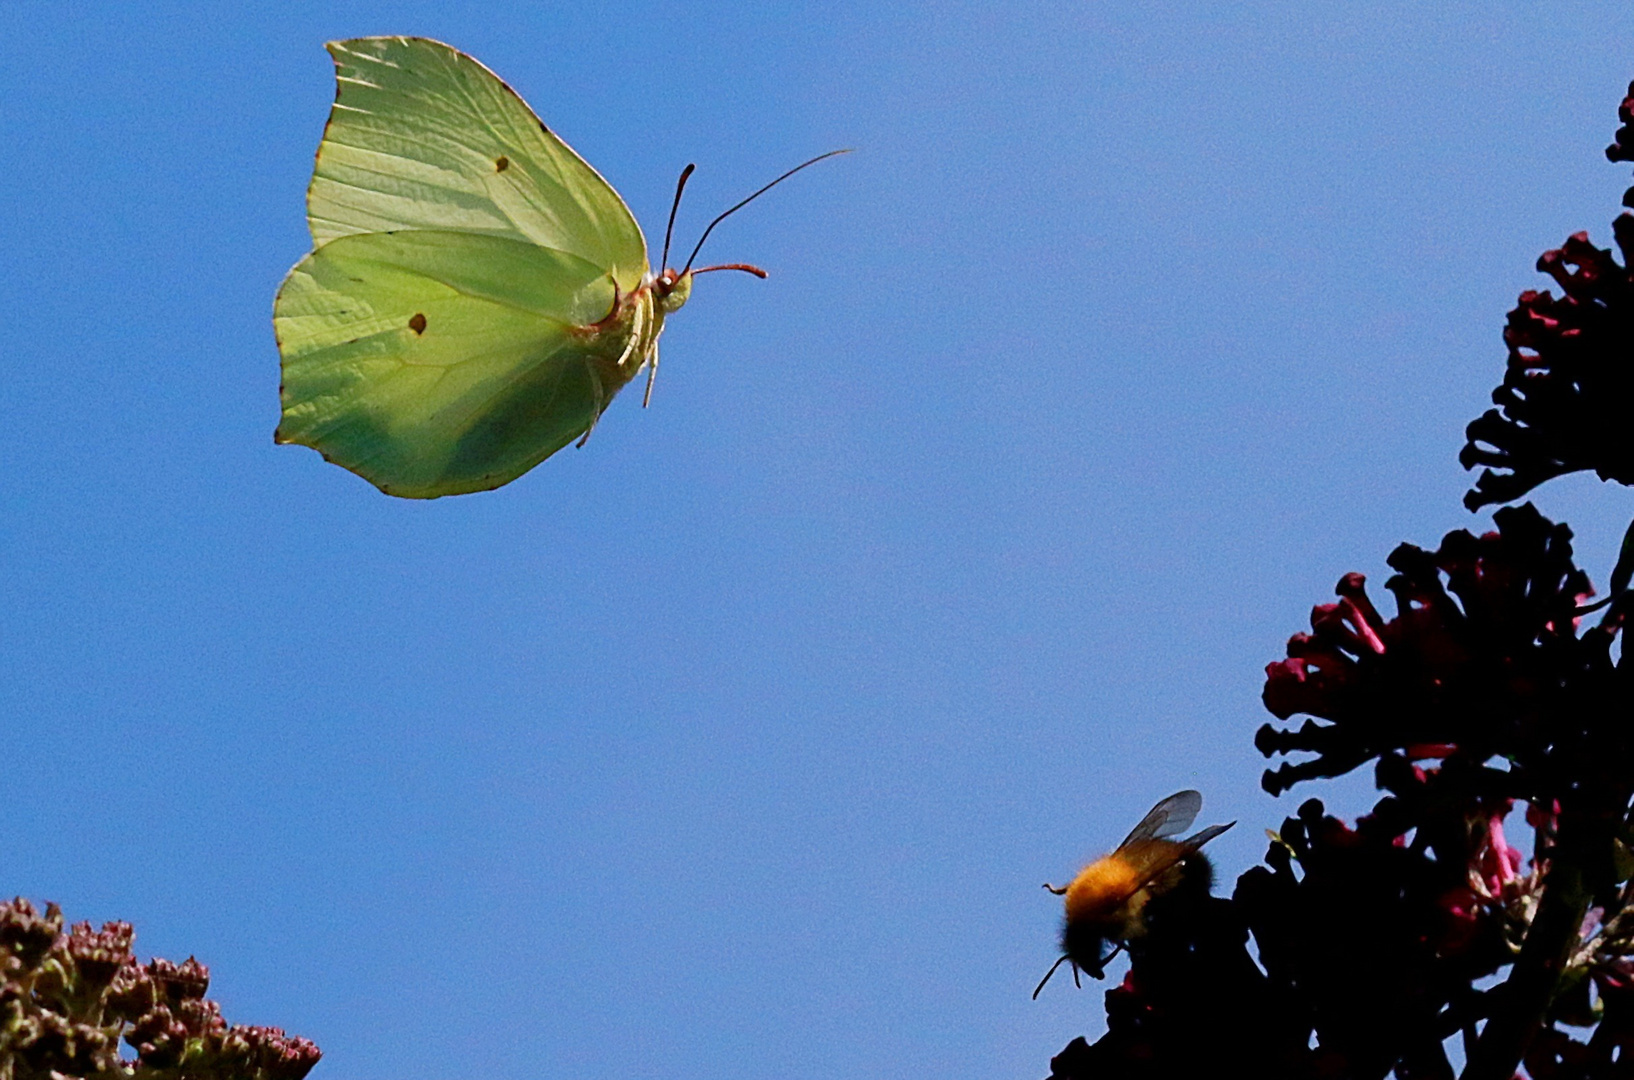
[1071,961,1081,989]
[1087,943,1123,980]
[1041,882,1068,895]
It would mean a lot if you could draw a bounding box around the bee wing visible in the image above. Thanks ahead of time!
[1117,790,1202,850]
[1181,822,1235,850]
[1114,823,1235,894]
[1110,840,1187,887]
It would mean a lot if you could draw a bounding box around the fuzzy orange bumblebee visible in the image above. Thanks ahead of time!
[1034,790,1233,998]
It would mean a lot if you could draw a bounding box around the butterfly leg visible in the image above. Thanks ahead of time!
[576,361,607,449]
[1042,882,1068,895]
[642,341,660,408]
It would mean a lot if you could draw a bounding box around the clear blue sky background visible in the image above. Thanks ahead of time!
[6,3,1634,1078]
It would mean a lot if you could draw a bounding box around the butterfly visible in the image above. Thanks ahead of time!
[274,36,844,498]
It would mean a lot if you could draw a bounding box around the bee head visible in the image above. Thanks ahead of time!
[1061,920,1117,979]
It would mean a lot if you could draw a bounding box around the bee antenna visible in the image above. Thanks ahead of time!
[1032,954,1071,1000]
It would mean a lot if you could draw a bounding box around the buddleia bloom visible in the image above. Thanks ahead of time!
[1461,84,1634,510]
[0,897,321,1080]
[1256,503,1616,808]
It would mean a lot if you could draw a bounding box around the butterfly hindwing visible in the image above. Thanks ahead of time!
[275,230,637,498]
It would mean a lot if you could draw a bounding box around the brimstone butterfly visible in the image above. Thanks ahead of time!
[273,36,843,498]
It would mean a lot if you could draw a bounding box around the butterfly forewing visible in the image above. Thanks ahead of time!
[309,37,649,291]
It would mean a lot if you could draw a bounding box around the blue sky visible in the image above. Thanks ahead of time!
[6,2,1634,1078]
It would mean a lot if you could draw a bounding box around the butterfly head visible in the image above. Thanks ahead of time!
[652,268,693,314]
[652,151,848,317]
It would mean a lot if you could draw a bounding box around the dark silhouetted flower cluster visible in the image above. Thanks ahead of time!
[1041,78,1634,1080]
[1044,861,1312,1079]
[1461,84,1634,510]
[0,897,321,1080]
[1257,504,1625,812]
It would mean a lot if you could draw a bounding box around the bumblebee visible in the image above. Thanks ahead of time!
[1034,790,1233,997]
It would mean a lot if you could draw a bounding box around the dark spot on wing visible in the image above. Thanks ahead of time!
[495,155,510,172]
[409,313,427,335]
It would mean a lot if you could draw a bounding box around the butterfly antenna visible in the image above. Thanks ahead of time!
[680,148,852,276]
[660,163,695,272]
[1032,954,1071,1000]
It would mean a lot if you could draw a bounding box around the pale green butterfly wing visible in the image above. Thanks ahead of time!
[277,36,664,497]
[309,36,649,291]
[275,230,656,498]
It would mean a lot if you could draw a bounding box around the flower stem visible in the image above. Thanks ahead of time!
[1462,858,1589,1080]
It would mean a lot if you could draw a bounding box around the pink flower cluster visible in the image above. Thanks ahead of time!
[1461,85,1634,510]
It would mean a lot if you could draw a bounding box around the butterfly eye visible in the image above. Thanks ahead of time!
[657,272,693,314]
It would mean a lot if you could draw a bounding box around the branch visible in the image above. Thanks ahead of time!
[1461,859,1590,1080]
